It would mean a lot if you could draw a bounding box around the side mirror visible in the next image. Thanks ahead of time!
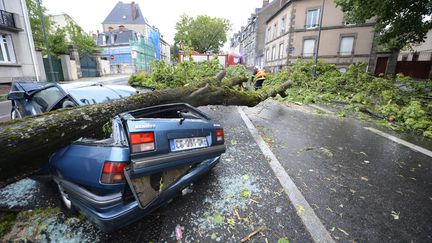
[7,91,26,100]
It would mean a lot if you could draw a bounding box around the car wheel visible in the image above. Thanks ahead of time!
[10,108,22,120]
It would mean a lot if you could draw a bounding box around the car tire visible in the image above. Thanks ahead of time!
[10,108,22,120]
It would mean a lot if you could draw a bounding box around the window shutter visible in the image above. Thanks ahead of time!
[339,37,354,55]
[303,39,315,57]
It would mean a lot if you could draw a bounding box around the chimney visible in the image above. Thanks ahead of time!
[131,1,137,20]
[262,0,269,7]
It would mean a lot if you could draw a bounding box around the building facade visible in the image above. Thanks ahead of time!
[239,14,258,68]
[102,1,148,35]
[229,0,281,69]
[160,38,170,64]
[264,0,375,72]
[0,0,40,83]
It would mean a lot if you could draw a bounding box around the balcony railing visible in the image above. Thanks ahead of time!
[0,10,16,29]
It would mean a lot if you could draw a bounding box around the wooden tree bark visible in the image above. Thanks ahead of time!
[0,81,291,186]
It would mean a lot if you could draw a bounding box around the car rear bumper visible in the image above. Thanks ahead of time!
[67,156,220,232]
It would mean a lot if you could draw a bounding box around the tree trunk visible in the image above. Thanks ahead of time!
[0,81,292,186]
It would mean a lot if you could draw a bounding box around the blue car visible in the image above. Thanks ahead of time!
[45,103,225,232]
[7,81,138,119]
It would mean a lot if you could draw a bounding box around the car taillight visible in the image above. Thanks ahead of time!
[216,129,224,142]
[101,161,127,184]
[130,132,155,153]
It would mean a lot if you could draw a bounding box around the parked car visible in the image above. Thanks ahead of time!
[7,81,138,119]
[43,103,226,232]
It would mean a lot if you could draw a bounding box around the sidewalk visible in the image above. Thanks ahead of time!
[71,74,130,84]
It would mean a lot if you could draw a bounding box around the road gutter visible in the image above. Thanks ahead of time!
[364,127,432,158]
[238,107,335,243]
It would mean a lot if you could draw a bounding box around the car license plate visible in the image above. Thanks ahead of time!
[170,137,208,151]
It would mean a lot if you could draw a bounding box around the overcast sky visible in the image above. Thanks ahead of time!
[42,0,267,50]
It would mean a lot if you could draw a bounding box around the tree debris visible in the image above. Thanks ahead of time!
[240,226,266,242]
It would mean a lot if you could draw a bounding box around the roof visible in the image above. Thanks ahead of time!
[266,0,292,24]
[96,30,139,46]
[102,1,147,25]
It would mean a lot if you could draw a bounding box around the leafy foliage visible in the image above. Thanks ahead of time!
[26,0,97,57]
[64,23,98,55]
[129,59,223,89]
[335,0,432,49]
[26,0,52,50]
[267,61,432,138]
[174,15,231,53]
[47,28,68,57]
[225,65,251,80]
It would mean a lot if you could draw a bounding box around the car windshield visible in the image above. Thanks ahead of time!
[31,86,65,112]
[68,86,122,105]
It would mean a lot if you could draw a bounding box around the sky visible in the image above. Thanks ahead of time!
[42,0,267,50]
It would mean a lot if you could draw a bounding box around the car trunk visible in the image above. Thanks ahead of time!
[119,104,225,208]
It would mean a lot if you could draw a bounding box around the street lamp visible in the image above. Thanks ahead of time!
[313,0,325,80]
[36,0,55,82]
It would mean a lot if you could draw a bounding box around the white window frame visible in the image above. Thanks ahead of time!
[266,27,271,42]
[302,39,316,57]
[279,43,284,59]
[271,46,276,60]
[339,36,355,56]
[0,34,16,64]
[266,49,270,61]
[273,22,278,39]
[280,17,286,35]
[306,9,320,29]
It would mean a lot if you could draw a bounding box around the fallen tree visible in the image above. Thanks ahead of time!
[0,79,291,186]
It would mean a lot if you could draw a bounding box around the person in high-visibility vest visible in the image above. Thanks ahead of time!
[253,68,266,90]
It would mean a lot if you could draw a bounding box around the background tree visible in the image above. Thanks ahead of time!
[47,27,68,57]
[174,15,231,53]
[335,0,432,76]
[65,23,98,55]
[26,0,52,50]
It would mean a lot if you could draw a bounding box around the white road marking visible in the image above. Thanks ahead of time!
[238,107,335,243]
[308,104,335,115]
[0,100,10,104]
[0,114,9,119]
[364,127,432,158]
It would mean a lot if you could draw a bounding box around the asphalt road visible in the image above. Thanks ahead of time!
[1,101,431,242]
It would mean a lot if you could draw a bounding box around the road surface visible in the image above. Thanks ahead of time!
[1,100,431,242]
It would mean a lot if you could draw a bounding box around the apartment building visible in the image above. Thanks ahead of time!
[239,14,258,68]
[0,0,40,83]
[264,0,375,72]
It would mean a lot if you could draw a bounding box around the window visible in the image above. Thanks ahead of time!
[266,49,270,61]
[0,1,4,10]
[273,23,278,39]
[302,39,315,57]
[266,27,271,42]
[31,87,64,112]
[339,36,354,56]
[280,17,286,35]
[279,43,284,59]
[271,46,276,60]
[0,34,16,63]
[306,9,319,29]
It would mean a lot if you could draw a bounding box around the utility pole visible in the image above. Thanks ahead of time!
[313,0,325,80]
[36,0,56,82]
